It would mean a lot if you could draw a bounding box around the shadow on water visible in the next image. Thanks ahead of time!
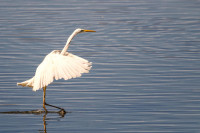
[0,106,69,133]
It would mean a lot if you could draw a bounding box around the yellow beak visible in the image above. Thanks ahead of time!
[83,30,96,32]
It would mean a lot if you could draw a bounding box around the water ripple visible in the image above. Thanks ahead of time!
[0,0,200,132]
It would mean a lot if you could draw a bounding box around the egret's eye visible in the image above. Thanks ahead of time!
[80,30,84,32]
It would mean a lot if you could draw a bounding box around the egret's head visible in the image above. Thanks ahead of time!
[75,28,96,34]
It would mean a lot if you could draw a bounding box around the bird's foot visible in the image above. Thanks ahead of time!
[44,102,66,117]
[58,109,66,117]
[43,102,48,114]
[44,109,48,114]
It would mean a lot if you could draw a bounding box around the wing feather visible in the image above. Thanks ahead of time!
[66,58,80,78]
[32,50,92,91]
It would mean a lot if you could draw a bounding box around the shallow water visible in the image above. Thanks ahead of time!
[0,0,200,132]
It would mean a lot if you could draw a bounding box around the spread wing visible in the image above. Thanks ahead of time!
[33,50,92,91]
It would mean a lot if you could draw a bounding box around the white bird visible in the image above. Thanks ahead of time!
[17,28,96,113]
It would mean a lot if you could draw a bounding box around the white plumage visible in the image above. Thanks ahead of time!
[17,28,95,112]
[18,50,92,91]
[17,28,95,93]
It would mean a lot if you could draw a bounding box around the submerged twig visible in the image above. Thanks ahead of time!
[0,109,68,117]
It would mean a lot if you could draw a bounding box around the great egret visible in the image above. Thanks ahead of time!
[17,28,96,113]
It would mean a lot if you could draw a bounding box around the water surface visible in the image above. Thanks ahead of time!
[0,0,200,132]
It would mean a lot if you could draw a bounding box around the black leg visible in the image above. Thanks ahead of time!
[45,103,66,116]
[43,86,66,116]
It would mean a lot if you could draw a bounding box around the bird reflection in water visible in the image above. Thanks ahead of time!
[41,112,66,133]
[42,114,47,133]
[1,108,67,133]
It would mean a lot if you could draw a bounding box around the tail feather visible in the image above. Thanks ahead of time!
[17,77,34,88]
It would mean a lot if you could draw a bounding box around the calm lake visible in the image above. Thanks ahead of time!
[0,0,200,132]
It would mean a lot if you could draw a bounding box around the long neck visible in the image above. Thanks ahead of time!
[60,31,79,55]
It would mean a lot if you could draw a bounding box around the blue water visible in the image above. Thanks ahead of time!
[0,0,200,132]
